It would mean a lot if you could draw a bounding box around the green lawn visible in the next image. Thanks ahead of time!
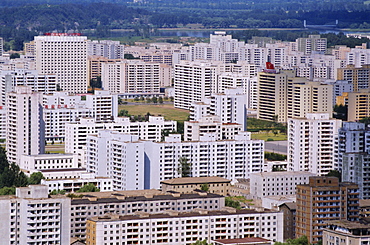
[118,104,189,122]
[251,131,287,141]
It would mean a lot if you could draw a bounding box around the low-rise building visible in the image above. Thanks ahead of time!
[41,173,113,193]
[279,202,297,241]
[161,177,231,195]
[323,220,370,245]
[70,191,225,240]
[249,171,315,198]
[86,208,284,245]
[212,237,272,245]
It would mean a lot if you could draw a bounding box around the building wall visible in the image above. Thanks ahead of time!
[35,35,88,93]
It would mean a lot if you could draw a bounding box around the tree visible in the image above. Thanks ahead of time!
[90,76,102,89]
[177,156,192,177]
[200,183,209,192]
[118,109,130,117]
[0,186,15,195]
[28,172,45,185]
[326,170,342,182]
[152,97,158,104]
[158,96,163,104]
[10,53,20,59]
[192,240,211,245]
[225,196,241,209]
[50,189,66,195]
[76,183,100,193]
[275,236,309,245]
[146,98,152,103]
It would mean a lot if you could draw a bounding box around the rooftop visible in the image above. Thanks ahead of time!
[88,207,277,222]
[161,176,231,185]
[212,237,271,245]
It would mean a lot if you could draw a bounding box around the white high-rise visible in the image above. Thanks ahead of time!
[6,86,45,165]
[288,113,342,175]
[0,185,71,245]
[35,34,88,93]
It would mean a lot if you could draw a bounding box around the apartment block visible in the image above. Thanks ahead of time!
[87,40,125,59]
[101,59,166,94]
[0,69,57,106]
[296,176,359,243]
[249,171,316,198]
[296,35,327,55]
[70,191,225,239]
[174,61,219,110]
[35,34,88,93]
[184,116,243,142]
[337,65,370,92]
[6,86,45,165]
[144,132,264,189]
[43,90,118,142]
[85,208,284,245]
[65,116,176,153]
[0,185,71,245]
[86,131,264,190]
[258,69,333,123]
[337,122,370,199]
[347,89,370,121]
[86,131,145,190]
[190,88,248,130]
[288,113,342,175]
[87,56,121,84]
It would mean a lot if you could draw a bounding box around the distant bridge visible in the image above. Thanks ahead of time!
[303,20,338,29]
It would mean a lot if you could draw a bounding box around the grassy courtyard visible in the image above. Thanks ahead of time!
[118,104,189,122]
[251,131,287,141]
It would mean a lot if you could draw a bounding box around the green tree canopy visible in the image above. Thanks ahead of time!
[76,183,100,193]
[275,236,309,245]
[177,156,192,177]
[28,172,45,185]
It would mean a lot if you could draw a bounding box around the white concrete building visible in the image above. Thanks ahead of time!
[87,40,125,59]
[174,61,220,110]
[0,185,71,245]
[250,171,316,198]
[145,132,264,189]
[65,116,176,153]
[288,113,342,175]
[85,131,264,190]
[6,86,45,165]
[101,59,167,94]
[0,69,57,106]
[41,173,113,193]
[184,115,242,141]
[43,90,118,142]
[190,88,248,130]
[217,74,258,109]
[40,168,88,180]
[86,131,145,190]
[19,153,78,173]
[86,208,284,244]
[71,191,225,240]
[35,34,88,93]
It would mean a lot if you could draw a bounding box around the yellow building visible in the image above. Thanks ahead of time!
[344,89,370,121]
[337,64,370,92]
[160,176,231,195]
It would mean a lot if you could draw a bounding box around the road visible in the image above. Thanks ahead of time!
[264,141,288,155]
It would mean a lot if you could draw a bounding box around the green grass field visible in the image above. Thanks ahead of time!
[251,132,287,141]
[118,104,189,122]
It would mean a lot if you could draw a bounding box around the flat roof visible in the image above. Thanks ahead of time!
[161,177,231,185]
[71,192,224,205]
[213,237,271,244]
[88,208,277,222]
[325,220,370,229]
